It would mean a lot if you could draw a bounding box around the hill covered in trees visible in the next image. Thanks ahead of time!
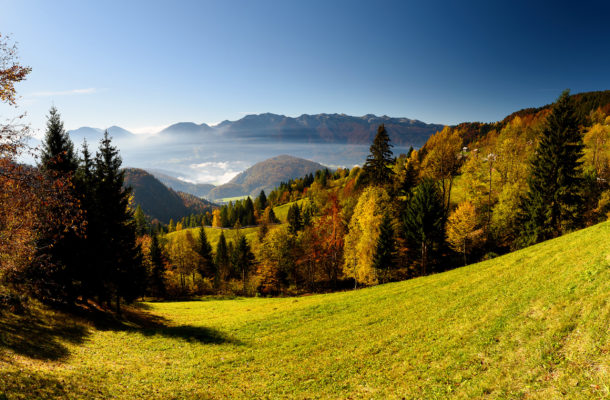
[147,170,215,197]
[207,155,327,200]
[123,168,216,223]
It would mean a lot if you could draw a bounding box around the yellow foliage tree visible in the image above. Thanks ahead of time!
[212,209,221,227]
[446,201,480,265]
[420,126,463,211]
[343,186,389,286]
[583,119,610,180]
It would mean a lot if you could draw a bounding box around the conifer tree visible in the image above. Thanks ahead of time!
[93,131,144,311]
[196,226,214,280]
[133,205,148,236]
[33,106,80,302]
[287,203,302,234]
[372,213,396,283]
[363,124,395,185]
[40,106,78,174]
[519,90,584,245]
[215,232,230,284]
[234,236,255,293]
[148,234,166,298]
[403,179,445,276]
[256,190,267,212]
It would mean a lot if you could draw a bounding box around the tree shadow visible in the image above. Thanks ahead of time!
[0,307,89,362]
[94,306,243,346]
[0,301,243,364]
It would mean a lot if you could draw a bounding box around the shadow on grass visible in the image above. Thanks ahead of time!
[0,301,242,363]
[0,307,88,362]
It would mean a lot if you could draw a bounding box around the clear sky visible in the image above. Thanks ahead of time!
[2,0,610,135]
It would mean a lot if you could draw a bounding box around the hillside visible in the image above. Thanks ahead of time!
[2,222,608,398]
[123,168,216,223]
[207,155,326,200]
[148,170,215,198]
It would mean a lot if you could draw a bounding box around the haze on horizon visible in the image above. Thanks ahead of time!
[2,0,610,136]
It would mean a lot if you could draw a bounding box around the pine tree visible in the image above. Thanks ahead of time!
[363,124,395,185]
[519,90,584,246]
[196,226,215,282]
[148,234,166,298]
[287,203,302,234]
[372,213,396,283]
[133,205,148,236]
[256,190,268,212]
[40,106,78,174]
[234,236,255,293]
[215,232,230,285]
[93,131,144,312]
[403,179,445,276]
[33,106,80,303]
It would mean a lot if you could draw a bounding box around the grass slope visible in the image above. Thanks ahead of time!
[166,226,264,249]
[2,222,609,399]
[273,198,309,223]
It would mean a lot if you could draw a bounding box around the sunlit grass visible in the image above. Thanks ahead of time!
[272,198,309,223]
[1,222,609,399]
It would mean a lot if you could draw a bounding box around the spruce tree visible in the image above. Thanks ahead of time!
[372,213,396,283]
[403,179,445,276]
[215,232,230,285]
[33,106,80,303]
[93,131,144,311]
[196,225,215,280]
[256,190,267,212]
[148,234,166,298]
[133,205,148,236]
[287,203,302,234]
[234,236,255,293]
[519,90,584,246]
[40,106,78,174]
[363,124,395,185]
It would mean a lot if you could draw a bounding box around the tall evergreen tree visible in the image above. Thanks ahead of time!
[40,106,78,174]
[256,190,268,212]
[233,236,255,293]
[363,124,395,185]
[133,205,148,236]
[93,131,144,312]
[196,225,215,280]
[32,106,80,303]
[372,213,396,283]
[519,90,585,246]
[403,179,445,276]
[287,203,302,234]
[215,232,230,285]
[148,234,166,298]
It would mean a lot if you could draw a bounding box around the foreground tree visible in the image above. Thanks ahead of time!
[148,234,166,298]
[92,132,144,311]
[519,90,584,245]
[363,124,394,185]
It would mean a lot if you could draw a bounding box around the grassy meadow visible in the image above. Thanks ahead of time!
[1,221,609,399]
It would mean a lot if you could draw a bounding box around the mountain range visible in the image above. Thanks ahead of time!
[157,113,443,146]
[67,113,443,147]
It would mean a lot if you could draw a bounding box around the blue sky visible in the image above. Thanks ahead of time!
[2,0,610,135]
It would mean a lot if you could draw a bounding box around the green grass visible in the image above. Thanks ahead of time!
[220,195,249,203]
[166,225,265,249]
[2,222,610,399]
[273,198,309,223]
